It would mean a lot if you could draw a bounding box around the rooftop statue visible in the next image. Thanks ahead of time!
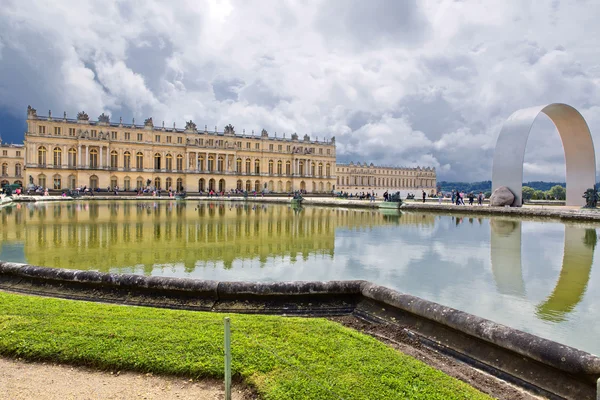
[27,105,37,117]
[77,111,89,121]
[224,124,235,135]
[98,113,110,123]
[185,120,197,131]
[144,117,153,127]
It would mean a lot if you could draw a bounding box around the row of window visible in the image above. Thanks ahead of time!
[1,163,22,177]
[35,147,332,176]
[35,174,333,194]
[34,125,333,155]
[338,168,434,177]
[1,150,21,157]
[337,176,435,188]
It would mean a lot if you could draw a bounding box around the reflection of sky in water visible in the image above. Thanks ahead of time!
[1,202,599,355]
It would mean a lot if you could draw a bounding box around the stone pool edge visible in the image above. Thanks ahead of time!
[8,194,600,222]
[0,261,596,399]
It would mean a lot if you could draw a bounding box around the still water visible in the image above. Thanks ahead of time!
[1,201,599,355]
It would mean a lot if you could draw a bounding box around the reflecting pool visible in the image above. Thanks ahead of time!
[1,201,599,355]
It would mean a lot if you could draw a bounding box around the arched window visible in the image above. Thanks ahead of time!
[318,163,323,177]
[166,177,173,190]
[68,148,77,167]
[124,151,131,169]
[245,158,251,174]
[38,146,47,166]
[110,150,118,168]
[136,152,143,169]
[268,160,274,175]
[326,163,331,177]
[154,153,162,170]
[208,155,214,172]
[245,180,251,191]
[53,147,62,166]
[254,180,260,192]
[124,176,131,191]
[136,177,144,189]
[299,161,304,176]
[154,177,161,190]
[53,174,62,189]
[89,149,98,168]
[176,178,183,191]
[198,154,204,171]
[236,179,243,190]
[68,175,76,189]
[165,154,173,171]
[38,174,46,188]
[311,162,316,176]
[89,175,98,189]
[176,154,183,171]
[1,163,7,176]
[15,163,21,177]
[285,161,291,175]
[236,158,242,173]
[217,155,224,172]
[110,176,117,189]
[254,159,260,174]
[277,160,282,175]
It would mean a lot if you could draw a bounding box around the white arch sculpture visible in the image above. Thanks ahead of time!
[492,103,596,207]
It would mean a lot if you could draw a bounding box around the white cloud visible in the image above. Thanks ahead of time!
[1,0,599,181]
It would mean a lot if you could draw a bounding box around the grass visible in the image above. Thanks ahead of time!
[0,291,491,400]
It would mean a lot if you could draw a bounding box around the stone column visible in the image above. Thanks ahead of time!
[99,147,103,168]
[85,146,89,168]
[78,145,82,167]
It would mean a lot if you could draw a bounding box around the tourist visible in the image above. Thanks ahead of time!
[477,192,484,206]
[422,190,426,203]
[438,193,442,204]
[451,190,456,204]
[468,192,474,205]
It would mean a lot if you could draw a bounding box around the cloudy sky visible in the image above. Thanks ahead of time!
[1,0,599,182]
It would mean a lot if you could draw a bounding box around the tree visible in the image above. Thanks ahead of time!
[522,186,535,201]
[532,190,545,200]
[548,185,566,200]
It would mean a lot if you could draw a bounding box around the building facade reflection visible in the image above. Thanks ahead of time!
[0,202,434,273]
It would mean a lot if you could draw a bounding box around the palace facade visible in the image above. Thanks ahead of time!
[0,140,24,186]
[0,106,437,195]
[336,162,437,197]
[21,106,336,193]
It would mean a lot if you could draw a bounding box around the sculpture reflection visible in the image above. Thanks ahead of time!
[490,218,595,322]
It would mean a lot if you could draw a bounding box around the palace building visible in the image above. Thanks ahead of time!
[336,162,437,197]
[0,106,437,194]
[20,106,336,193]
[0,140,24,187]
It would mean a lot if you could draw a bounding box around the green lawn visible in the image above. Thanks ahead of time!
[0,291,491,400]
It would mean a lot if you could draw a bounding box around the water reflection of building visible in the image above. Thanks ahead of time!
[1,203,434,272]
[490,218,596,322]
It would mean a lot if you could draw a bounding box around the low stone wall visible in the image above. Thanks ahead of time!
[9,194,600,221]
[0,261,597,399]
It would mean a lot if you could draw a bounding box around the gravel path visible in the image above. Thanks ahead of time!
[0,357,253,400]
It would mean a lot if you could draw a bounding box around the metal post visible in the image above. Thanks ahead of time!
[224,317,231,400]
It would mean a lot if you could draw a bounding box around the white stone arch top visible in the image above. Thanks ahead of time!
[492,103,596,207]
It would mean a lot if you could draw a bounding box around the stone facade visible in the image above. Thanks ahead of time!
[336,162,437,197]
[0,106,438,194]
[0,139,25,186]
[21,106,336,193]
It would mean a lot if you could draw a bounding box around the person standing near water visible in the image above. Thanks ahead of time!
[422,190,426,203]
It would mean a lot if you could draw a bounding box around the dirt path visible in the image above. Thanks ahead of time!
[0,357,255,400]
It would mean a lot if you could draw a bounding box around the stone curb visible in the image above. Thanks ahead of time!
[0,261,598,398]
